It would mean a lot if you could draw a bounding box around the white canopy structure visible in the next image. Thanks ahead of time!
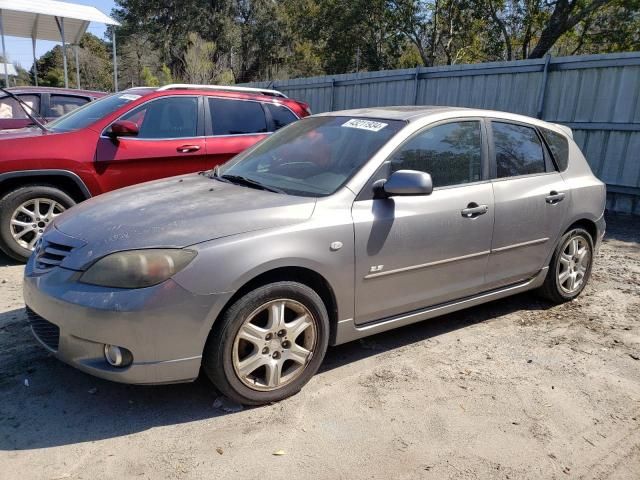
[0,0,120,90]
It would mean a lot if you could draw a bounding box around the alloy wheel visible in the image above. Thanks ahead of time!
[557,234,591,295]
[10,198,65,250]
[232,299,318,391]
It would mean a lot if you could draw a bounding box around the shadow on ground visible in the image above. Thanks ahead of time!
[0,213,637,451]
[0,291,553,451]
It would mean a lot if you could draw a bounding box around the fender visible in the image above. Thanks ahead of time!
[0,169,92,199]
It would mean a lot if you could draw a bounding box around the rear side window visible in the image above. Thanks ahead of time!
[209,98,267,135]
[50,95,89,117]
[0,94,40,119]
[388,121,483,187]
[265,103,298,130]
[493,122,545,178]
[540,128,569,171]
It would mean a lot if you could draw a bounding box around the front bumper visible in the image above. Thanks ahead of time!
[23,263,226,384]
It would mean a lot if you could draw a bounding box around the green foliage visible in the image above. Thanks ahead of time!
[140,66,160,86]
[28,0,634,90]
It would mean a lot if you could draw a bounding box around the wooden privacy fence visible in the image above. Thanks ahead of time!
[243,52,640,214]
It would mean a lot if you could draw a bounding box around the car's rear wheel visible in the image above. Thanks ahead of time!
[0,185,75,262]
[203,281,329,405]
[539,228,594,303]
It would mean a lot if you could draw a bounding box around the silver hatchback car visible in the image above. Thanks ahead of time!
[24,107,606,405]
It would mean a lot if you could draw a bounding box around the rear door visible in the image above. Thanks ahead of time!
[353,119,494,324]
[95,95,208,191]
[204,97,271,168]
[485,120,570,289]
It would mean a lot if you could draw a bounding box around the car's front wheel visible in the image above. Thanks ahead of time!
[539,227,594,303]
[0,185,75,262]
[203,281,330,405]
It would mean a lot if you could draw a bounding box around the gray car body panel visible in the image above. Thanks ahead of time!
[24,106,606,385]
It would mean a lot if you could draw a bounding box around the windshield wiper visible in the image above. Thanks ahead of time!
[220,174,284,194]
[0,87,48,132]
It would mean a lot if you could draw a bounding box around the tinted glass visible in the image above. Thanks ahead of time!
[209,98,267,135]
[50,95,89,117]
[540,127,569,171]
[121,96,198,139]
[219,116,404,197]
[0,94,40,119]
[265,103,298,130]
[47,92,142,132]
[389,121,482,187]
[493,122,545,178]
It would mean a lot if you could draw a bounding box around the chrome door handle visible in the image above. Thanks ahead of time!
[461,203,489,218]
[177,145,201,153]
[545,191,566,204]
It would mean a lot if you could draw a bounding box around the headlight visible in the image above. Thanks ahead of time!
[80,249,197,289]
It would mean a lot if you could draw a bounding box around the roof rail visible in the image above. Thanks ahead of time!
[156,84,287,98]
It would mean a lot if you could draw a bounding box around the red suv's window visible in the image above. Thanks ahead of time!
[265,103,298,130]
[208,98,267,135]
[122,96,199,138]
[0,94,40,119]
[49,94,89,117]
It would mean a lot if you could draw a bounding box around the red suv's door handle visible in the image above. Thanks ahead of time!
[177,145,201,153]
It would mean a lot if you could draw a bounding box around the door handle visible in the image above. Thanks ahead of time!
[461,203,489,218]
[545,191,566,204]
[177,145,201,153]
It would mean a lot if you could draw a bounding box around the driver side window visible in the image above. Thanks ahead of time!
[389,121,482,188]
[120,96,198,139]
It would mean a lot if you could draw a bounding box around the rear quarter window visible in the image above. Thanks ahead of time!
[265,103,298,130]
[540,128,569,171]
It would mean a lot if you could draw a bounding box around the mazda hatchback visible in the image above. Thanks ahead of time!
[24,106,605,405]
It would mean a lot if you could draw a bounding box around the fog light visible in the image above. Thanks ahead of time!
[104,344,132,368]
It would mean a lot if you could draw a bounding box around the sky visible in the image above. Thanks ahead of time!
[2,0,116,70]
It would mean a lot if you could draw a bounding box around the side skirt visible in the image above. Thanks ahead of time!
[333,267,548,345]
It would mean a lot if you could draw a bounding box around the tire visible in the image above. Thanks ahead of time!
[539,228,594,304]
[0,185,75,262]
[203,281,330,405]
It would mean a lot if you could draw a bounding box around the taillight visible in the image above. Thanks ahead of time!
[301,102,312,116]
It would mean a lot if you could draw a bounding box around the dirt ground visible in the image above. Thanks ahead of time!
[0,214,639,480]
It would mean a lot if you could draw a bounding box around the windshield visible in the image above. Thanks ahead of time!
[218,116,405,197]
[46,92,143,132]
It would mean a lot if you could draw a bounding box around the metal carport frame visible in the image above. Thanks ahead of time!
[0,0,120,90]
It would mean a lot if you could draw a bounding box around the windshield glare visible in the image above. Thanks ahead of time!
[46,92,143,132]
[219,116,404,197]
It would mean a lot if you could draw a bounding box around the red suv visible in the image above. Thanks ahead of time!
[0,86,105,130]
[0,84,310,261]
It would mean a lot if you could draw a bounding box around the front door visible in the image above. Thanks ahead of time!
[485,120,570,288]
[95,95,208,191]
[353,120,494,325]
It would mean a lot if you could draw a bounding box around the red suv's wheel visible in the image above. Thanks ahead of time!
[0,185,75,262]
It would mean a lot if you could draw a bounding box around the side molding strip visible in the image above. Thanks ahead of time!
[491,237,549,253]
[364,250,490,279]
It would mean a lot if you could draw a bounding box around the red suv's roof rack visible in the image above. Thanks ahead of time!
[156,84,287,98]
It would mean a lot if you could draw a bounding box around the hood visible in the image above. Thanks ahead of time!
[54,173,316,269]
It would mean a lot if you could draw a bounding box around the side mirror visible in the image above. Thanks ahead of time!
[108,120,139,138]
[373,170,433,198]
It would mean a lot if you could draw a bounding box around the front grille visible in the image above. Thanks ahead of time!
[34,237,75,272]
[27,308,60,351]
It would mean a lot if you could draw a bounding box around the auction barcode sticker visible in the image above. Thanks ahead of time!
[341,119,388,132]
